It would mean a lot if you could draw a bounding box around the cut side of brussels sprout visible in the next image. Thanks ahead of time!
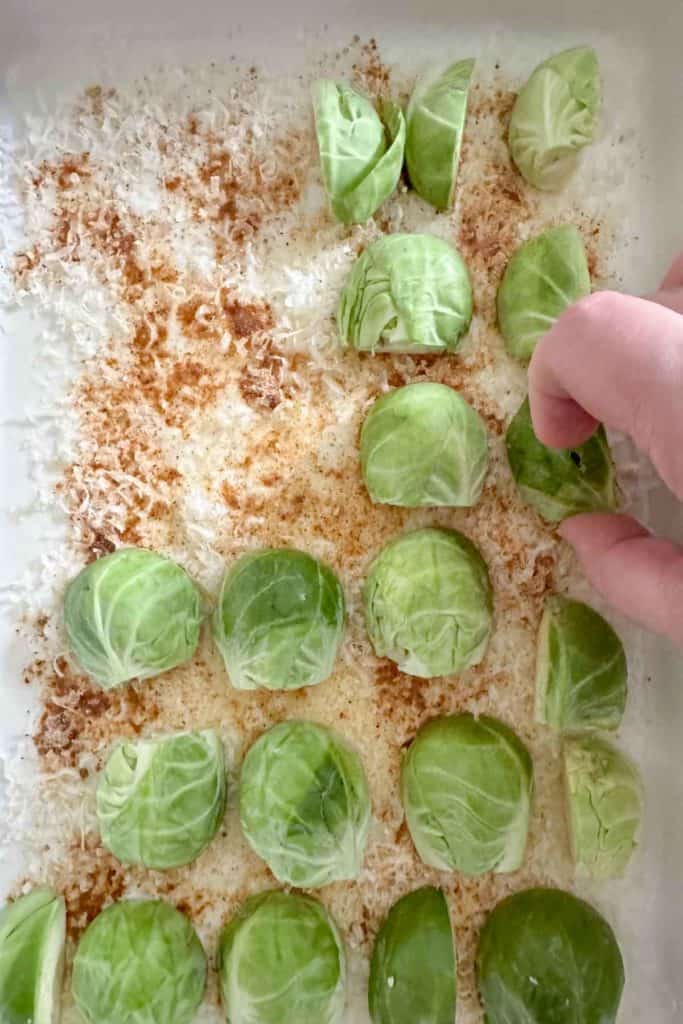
[536,596,627,731]
[97,730,227,870]
[314,82,405,224]
[505,397,617,521]
[477,888,624,1024]
[212,548,345,691]
[497,226,591,362]
[338,233,472,354]
[72,899,206,1024]
[219,891,345,1024]
[401,714,533,874]
[369,887,456,1024]
[360,382,489,507]
[509,47,601,190]
[0,889,65,1024]
[64,548,203,689]
[364,528,492,678]
[240,720,371,888]
[406,59,474,209]
[564,735,643,879]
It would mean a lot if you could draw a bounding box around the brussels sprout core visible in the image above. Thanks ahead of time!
[64,548,203,689]
[401,714,533,874]
[338,234,472,354]
[564,735,643,879]
[364,528,492,677]
[361,382,488,507]
[240,720,370,888]
[219,891,345,1024]
[477,888,624,1024]
[509,47,601,190]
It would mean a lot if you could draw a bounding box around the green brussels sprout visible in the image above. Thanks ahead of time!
[72,899,206,1024]
[477,888,624,1024]
[97,730,227,870]
[337,234,472,354]
[240,720,371,888]
[218,891,345,1024]
[212,549,345,691]
[364,528,492,677]
[509,47,601,190]
[497,226,591,362]
[401,714,533,874]
[64,548,203,690]
[313,81,405,224]
[360,383,489,507]
[536,596,627,731]
[406,59,474,210]
[369,887,456,1024]
[505,398,617,522]
[564,735,643,880]
[0,889,65,1024]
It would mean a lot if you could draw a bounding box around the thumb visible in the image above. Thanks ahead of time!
[560,513,683,644]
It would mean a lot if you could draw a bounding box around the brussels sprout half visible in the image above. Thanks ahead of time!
[369,887,456,1024]
[401,714,533,875]
[212,548,345,691]
[497,226,591,362]
[406,59,474,210]
[240,720,371,888]
[477,888,624,1024]
[564,735,643,880]
[64,548,203,690]
[218,891,345,1024]
[505,398,617,522]
[509,47,601,190]
[536,596,627,732]
[361,382,488,508]
[338,234,472,354]
[364,528,492,678]
[72,900,206,1024]
[97,730,227,870]
[314,81,405,224]
[0,889,65,1024]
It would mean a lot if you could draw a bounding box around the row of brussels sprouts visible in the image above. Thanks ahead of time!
[1,881,625,1024]
[313,47,600,224]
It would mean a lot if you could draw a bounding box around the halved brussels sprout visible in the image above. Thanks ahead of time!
[536,596,627,731]
[401,714,533,874]
[360,383,489,507]
[338,234,472,354]
[240,720,371,888]
[64,548,203,689]
[0,889,65,1024]
[97,730,227,870]
[364,528,492,677]
[509,47,601,190]
[212,548,345,691]
[314,81,405,224]
[505,398,617,521]
[72,899,206,1024]
[497,226,591,362]
[564,735,643,879]
[477,888,624,1024]
[218,891,345,1024]
[406,59,474,209]
[369,887,456,1024]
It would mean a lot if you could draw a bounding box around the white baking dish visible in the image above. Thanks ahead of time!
[1,1,682,1021]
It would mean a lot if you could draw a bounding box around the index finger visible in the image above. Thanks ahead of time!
[528,289,683,499]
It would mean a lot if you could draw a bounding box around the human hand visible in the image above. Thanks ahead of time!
[528,253,683,644]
